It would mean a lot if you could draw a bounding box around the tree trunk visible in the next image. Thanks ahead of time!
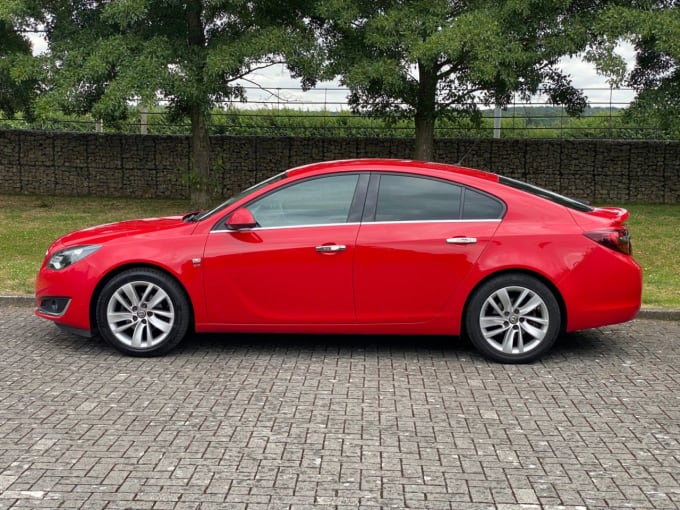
[186,0,211,209]
[414,61,438,161]
[190,106,211,209]
[414,113,435,161]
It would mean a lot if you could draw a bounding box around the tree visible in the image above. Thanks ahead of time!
[21,0,315,207]
[0,7,38,121]
[309,0,614,161]
[594,1,680,137]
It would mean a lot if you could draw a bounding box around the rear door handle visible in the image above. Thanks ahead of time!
[446,237,477,245]
[316,244,346,253]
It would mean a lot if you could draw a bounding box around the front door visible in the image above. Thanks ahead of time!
[202,173,363,325]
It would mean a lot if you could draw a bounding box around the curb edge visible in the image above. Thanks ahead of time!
[0,295,35,307]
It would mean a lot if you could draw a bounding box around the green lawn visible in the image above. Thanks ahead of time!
[0,195,190,295]
[1,195,678,308]
[625,204,680,308]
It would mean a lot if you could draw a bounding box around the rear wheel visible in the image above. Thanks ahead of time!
[96,268,190,356]
[465,274,561,363]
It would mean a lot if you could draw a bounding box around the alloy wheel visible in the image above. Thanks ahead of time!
[478,285,550,355]
[105,280,176,349]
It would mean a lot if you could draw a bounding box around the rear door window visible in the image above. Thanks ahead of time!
[375,174,463,221]
[370,173,504,222]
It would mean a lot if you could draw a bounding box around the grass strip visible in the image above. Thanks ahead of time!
[1,195,678,308]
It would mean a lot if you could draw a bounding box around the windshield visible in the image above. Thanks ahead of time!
[499,176,593,212]
[194,172,287,221]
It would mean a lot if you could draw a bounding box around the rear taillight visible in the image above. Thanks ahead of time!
[584,228,632,255]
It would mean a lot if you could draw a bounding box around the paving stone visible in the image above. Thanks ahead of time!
[0,310,678,508]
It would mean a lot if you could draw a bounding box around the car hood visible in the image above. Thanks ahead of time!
[55,216,190,248]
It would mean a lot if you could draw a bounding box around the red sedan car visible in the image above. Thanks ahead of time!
[35,159,642,363]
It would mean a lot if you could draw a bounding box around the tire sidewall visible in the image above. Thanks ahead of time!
[96,268,190,356]
[465,274,561,363]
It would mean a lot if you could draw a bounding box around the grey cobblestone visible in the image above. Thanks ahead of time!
[0,308,679,509]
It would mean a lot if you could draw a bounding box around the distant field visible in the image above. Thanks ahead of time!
[0,195,677,308]
[0,106,649,139]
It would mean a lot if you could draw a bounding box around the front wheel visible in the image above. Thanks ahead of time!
[96,268,191,356]
[464,274,561,363]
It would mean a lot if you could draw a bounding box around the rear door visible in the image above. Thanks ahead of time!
[354,173,504,324]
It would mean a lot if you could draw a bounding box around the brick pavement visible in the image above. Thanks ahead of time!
[0,308,678,509]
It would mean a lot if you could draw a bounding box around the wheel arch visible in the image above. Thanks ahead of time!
[461,268,567,337]
[89,263,196,336]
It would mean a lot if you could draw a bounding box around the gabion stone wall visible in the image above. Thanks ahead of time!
[0,130,678,203]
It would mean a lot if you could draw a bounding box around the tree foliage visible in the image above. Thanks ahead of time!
[4,0,680,184]
[13,0,315,206]
[0,5,39,120]
[595,1,680,137]
[308,0,627,159]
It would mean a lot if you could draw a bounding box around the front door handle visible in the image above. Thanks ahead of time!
[316,244,346,253]
[446,237,478,245]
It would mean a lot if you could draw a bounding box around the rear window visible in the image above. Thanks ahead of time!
[499,176,593,212]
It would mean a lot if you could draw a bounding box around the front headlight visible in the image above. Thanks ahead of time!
[47,245,101,271]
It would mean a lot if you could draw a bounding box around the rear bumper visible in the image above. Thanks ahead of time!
[559,247,642,332]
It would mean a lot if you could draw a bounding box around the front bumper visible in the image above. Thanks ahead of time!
[34,262,99,334]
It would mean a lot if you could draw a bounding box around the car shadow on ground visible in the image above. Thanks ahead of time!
[183,329,613,360]
[174,330,616,362]
[41,322,619,363]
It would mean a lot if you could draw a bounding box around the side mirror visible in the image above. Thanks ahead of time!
[226,208,257,230]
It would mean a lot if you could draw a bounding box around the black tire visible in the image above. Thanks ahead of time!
[464,274,561,363]
[95,268,191,356]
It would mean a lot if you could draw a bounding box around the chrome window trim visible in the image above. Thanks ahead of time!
[210,218,500,233]
[210,222,362,233]
[365,219,502,226]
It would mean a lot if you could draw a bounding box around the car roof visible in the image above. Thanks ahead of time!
[285,159,499,183]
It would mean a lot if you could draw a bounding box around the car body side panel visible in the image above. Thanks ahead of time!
[438,236,577,336]
[441,233,642,336]
[35,232,209,333]
[354,220,500,324]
